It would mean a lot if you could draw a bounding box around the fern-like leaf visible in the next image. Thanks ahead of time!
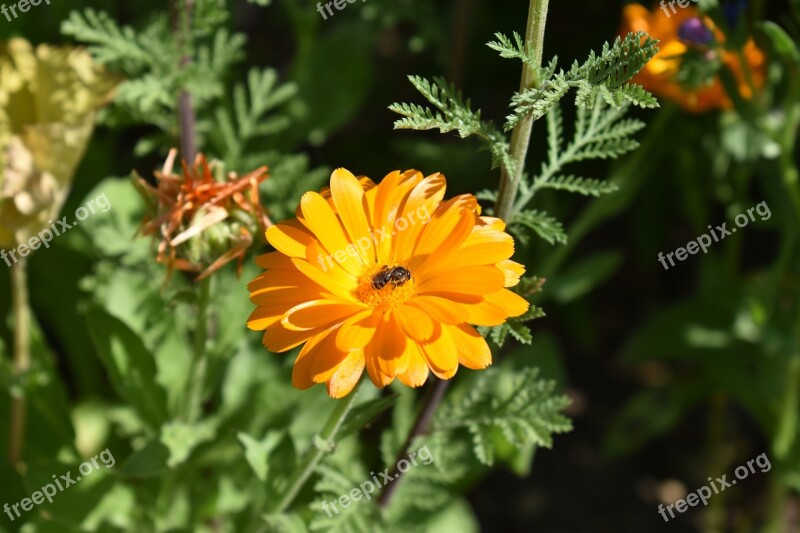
[510,210,567,245]
[434,368,572,466]
[390,76,514,175]
[536,175,619,196]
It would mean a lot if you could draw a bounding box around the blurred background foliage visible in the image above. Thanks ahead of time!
[0,0,799,531]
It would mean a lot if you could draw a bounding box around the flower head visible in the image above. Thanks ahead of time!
[678,18,715,46]
[247,169,528,398]
[0,38,117,248]
[620,4,765,113]
[136,149,271,282]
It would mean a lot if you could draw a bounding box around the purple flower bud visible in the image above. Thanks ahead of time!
[678,18,714,46]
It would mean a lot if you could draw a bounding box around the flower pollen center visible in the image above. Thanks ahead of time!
[355,263,415,309]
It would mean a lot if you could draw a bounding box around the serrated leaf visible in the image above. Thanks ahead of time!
[510,210,567,245]
[536,175,618,196]
[507,321,533,344]
[434,368,572,466]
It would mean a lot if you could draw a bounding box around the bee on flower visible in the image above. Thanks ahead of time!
[620,3,765,112]
[135,149,272,283]
[247,168,528,398]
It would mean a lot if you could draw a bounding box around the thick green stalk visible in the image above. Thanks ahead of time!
[184,276,211,421]
[272,385,361,513]
[494,0,549,221]
[8,258,30,465]
[377,0,551,512]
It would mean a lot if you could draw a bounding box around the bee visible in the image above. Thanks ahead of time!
[372,265,412,290]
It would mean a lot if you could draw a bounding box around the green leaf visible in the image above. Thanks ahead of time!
[85,307,168,429]
[504,32,658,129]
[486,31,538,70]
[505,75,570,130]
[339,395,397,438]
[434,368,572,466]
[119,439,170,478]
[547,251,623,303]
[389,76,514,175]
[61,9,155,69]
[758,21,800,64]
[569,31,660,90]
[535,175,619,196]
[160,418,219,467]
[263,513,307,533]
[238,431,284,482]
[507,322,533,345]
[510,210,567,245]
[390,76,484,137]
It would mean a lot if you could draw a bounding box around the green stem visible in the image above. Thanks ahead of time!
[494,0,550,221]
[8,258,30,465]
[272,384,361,513]
[705,394,727,531]
[184,276,211,421]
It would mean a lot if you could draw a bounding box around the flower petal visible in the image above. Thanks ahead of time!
[417,266,505,295]
[415,228,514,280]
[263,323,317,353]
[266,220,313,258]
[372,170,421,263]
[282,300,366,332]
[410,206,475,272]
[300,191,364,275]
[419,326,458,380]
[410,296,468,325]
[292,328,335,389]
[395,304,436,342]
[397,341,429,388]
[451,323,491,369]
[491,288,530,317]
[498,259,525,287]
[336,309,379,351]
[390,173,446,262]
[326,350,365,398]
[291,257,358,302]
[364,311,408,381]
[329,168,376,264]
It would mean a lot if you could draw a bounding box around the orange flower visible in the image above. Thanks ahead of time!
[136,149,271,282]
[620,3,765,112]
[247,169,528,398]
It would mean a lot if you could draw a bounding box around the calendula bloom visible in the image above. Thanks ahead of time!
[620,4,765,112]
[136,149,271,282]
[247,168,528,398]
[0,38,117,248]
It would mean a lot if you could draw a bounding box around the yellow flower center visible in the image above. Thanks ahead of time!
[355,263,415,309]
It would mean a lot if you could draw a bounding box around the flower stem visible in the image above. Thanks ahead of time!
[378,377,449,508]
[376,0,550,510]
[184,276,211,422]
[8,258,30,465]
[272,384,361,514]
[170,0,197,163]
[495,0,550,222]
